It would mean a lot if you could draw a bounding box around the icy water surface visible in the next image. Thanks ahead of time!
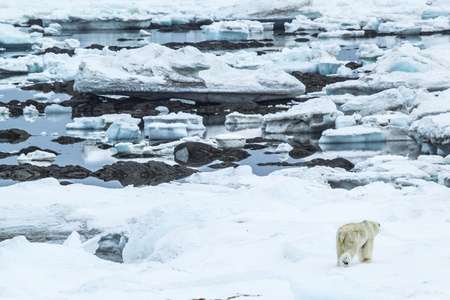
[2,28,443,188]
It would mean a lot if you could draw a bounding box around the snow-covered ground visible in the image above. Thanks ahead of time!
[2,0,450,299]
[1,166,450,300]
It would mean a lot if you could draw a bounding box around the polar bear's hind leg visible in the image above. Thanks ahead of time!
[359,239,374,263]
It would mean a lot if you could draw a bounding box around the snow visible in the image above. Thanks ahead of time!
[2,164,450,299]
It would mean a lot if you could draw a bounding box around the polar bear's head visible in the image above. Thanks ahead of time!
[364,220,381,236]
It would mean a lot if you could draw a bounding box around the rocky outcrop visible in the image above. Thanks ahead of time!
[174,142,250,166]
[258,157,354,171]
[92,161,197,187]
[0,128,31,144]
[0,161,196,186]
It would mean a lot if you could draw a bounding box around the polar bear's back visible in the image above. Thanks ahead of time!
[337,222,369,247]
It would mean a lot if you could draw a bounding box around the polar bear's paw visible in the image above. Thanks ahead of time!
[340,253,351,267]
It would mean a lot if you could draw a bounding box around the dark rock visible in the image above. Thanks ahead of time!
[152,21,211,32]
[290,72,355,93]
[95,233,128,263]
[0,128,31,144]
[47,165,91,179]
[0,164,49,181]
[85,44,138,52]
[52,136,86,145]
[220,148,251,162]
[56,91,289,119]
[295,38,310,42]
[0,164,90,181]
[208,162,240,169]
[37,47,75,57]
[26,18,43,27]
[174,142,250,166]
[246,137,276,143]
[21,80,75,95]
[174,142,222,166]
[3,99,51,116]
[345,62,363,70]
[258,157,354,171]
[289,144,317,159]
[92,160,197,187]
[60,93,172,118]
[96,143,114,150]
[164,39,274,51]
[19,146,59,156]
[0,161,193,186]
[59,181,74,186]
[244,143,269,150]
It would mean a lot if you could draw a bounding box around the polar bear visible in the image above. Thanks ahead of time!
[336,220,380,267]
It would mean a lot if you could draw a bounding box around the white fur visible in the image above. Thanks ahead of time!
[336,220,380,267]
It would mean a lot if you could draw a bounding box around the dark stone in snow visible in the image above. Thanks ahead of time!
[95,233,129,263]
[174,142,250,166]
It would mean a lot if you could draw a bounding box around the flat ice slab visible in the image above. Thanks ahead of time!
[74,44,305,103]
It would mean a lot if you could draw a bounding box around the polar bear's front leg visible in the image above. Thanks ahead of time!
[359,238,374,263]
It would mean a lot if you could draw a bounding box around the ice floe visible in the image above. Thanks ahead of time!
[225,112,263,125]
[326,43,450,95]
[202,20,266,40]
[106,121,141,141]
[74,44,305,102]
[143,112,205,139]
[262,98,337,133]
[147,123,189,140]
[17,150,57,165]
[215,133,246,148]
[0,23,32,48]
